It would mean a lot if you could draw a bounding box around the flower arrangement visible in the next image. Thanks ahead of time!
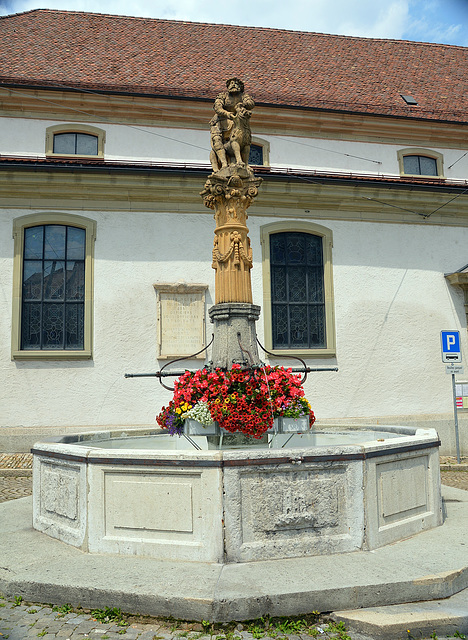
[156,364,315,438]
[184,401,213,427]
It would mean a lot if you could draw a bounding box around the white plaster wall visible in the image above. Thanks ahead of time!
[2,117,468,180]
[2,206,468,431]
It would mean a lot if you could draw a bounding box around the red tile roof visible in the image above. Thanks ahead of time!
[1,9,468,123]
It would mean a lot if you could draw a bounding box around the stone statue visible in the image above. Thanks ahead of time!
[201,79,263,368]
[210,77,255,173]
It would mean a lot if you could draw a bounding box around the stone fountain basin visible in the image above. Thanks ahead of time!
[32,425,442,563]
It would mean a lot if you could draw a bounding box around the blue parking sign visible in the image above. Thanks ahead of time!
[441,330,462,363]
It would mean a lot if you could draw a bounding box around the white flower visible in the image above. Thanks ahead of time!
[184,401,214,427]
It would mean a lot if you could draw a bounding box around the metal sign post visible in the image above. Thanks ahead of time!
[442,331,463,464]
[449,369,462,464]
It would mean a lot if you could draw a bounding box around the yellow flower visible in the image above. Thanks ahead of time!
[175,408,181,414]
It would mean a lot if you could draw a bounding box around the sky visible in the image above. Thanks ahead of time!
[0,0,467,47]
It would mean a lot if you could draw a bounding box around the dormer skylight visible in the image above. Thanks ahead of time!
[401,94,418,105]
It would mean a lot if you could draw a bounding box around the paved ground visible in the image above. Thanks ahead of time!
[0,596,374,640]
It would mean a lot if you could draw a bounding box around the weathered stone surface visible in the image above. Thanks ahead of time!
[201,79,262,306]
[209,302,261,368]
[209,78,255,174]
[32,426,442,563]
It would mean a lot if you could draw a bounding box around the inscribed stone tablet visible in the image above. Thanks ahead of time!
[154,283,208,358]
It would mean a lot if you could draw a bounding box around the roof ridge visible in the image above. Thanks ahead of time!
[1,8,467,51]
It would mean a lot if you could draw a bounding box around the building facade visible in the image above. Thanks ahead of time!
[1,9,468,453]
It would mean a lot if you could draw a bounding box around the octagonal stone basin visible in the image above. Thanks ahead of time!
[32,425,442,563]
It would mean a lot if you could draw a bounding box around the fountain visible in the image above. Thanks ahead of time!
[32,78,442,594]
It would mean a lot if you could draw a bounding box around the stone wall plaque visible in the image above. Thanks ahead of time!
[154,283,208,359]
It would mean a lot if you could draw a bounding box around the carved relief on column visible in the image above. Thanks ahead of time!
[201,172,262,304]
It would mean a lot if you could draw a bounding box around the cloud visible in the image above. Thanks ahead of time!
[1,0,466,46]
[0,0,410,39]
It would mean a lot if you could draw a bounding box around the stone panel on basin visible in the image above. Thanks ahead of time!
[86,463,225,562]
[240,467,344,539]
[223,456,365,562]
[41,464,79,521]
[32,452,87,548]
[378,456,428,525]
[364,445,443,549]
[104,473,194,537]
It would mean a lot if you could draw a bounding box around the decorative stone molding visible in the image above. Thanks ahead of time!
[201,170,262,304]
[445,271,468,325]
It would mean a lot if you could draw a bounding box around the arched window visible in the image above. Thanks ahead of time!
[45,124,105,158]
[261,221,336,357]
[398,149,443,177]
[12,213,96,359]
[249,137,270,166]
[53,132,98,156]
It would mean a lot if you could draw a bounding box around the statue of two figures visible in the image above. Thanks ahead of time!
[202,78,263,367]
[209,77,255,175]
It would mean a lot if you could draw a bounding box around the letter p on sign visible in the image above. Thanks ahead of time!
[441,330,462,363]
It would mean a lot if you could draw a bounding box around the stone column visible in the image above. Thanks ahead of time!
[201,168,262,304]
[201,167,263,369]
[209,302,261,369]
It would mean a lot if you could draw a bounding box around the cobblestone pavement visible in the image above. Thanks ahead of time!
[0,597,370,640]
[0,474,33,503]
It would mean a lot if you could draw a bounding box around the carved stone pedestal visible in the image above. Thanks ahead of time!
[209,302,261,369]
[201,168,262,305]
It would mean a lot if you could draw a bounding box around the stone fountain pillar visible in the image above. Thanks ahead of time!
[200,78,262,369]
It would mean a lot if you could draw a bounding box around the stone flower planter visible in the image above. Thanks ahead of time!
[184,419,219,436]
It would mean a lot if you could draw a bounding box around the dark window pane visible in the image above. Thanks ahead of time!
[286,234,306,264]
[288,267,307,302]
[42,303,64,348]
[76,133,98,155]
[43,261,65,301]
[21,303,41,349]
[309,305,326,348]
[24,227,43,259]
[270,231,326,349]
[307,267,324,303]
[270,234,286,264]
[289,305,309,347]
[306,235,323,265]
[249,144,263,165]
[66,261,85,301]
[65,304,84,349]
[403,155,420,174]
[53,132,98,156]
[44,225,66,259]
[20,224,86,351]
[272,304,289,349]
[23,261,43,301]
[271,267,287,302]
[403,155,438,176]
[53,133,76,154]
[420,156,438,176]
[67,227,85,260]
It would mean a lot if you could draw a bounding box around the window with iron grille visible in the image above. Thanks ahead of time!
[270,232,326,349]
[21,224,86,350]
[249,144,264,166]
